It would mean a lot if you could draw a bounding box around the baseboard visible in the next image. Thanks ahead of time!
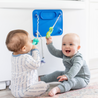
[0,82,6,90]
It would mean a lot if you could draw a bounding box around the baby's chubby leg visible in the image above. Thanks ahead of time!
[40,71,64,82]
[23,81,49,97]
[48,77,87,97]
[38,71,64,96]
[38,76,61,97]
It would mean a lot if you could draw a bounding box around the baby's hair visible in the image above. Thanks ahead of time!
[63,33,80,45]
[6,29,28,52]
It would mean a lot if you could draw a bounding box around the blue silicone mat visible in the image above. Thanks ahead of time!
[33,9,63,37]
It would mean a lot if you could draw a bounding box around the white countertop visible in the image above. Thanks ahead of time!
[0,1,85,9]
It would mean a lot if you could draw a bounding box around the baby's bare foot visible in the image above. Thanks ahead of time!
[48,87,60,97]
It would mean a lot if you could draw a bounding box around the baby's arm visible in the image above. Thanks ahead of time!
[31,45,40,60]
[25,49,40,69]
[32,45,38,49]
[46,37,63,58]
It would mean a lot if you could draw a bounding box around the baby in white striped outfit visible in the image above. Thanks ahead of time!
[5,29,49,98]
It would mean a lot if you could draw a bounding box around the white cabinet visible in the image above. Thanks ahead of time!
[90,0,98,2]
[88,2,98,83]
[0,9,35,89]
[89,3,98,59]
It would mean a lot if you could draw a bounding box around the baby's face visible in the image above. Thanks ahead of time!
[62,35,80,57]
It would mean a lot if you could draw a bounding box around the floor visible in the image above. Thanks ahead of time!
[0,81,98,98]
[0,82,59,98]
[0,87,14,98]
[89,58,98,83]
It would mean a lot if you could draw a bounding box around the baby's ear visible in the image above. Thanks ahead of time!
[77,45,81,50]
[21,46,26,52]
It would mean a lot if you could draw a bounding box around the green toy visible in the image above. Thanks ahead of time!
[32,38,39,45]
[46,27,53,38]
[46,13,61,38]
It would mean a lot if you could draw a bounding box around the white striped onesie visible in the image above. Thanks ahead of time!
[11,49,48,97]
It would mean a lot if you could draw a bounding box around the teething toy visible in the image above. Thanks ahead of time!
[32,38,39,45]
[46,27,53,38]
[46,13,61,38]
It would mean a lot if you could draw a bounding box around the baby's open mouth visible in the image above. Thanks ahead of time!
[66,50,71,53]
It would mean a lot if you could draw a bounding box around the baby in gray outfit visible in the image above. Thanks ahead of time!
[40,33,90,97]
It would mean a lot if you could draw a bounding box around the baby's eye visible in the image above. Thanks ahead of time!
[70,44,73,46]
[63,44,66,46]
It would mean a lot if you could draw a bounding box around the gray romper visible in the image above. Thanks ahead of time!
[40,43,90,93]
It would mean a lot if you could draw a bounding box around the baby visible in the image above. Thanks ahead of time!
[39,33,90,97]
[5,29,49,97]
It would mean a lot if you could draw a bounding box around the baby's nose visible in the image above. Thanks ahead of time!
[65,45,69,47]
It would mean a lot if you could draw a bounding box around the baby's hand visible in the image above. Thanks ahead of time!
[57,75,68,82]
[32,45,38,49]
[46,36,52,45]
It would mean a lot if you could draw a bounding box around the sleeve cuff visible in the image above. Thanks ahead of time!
[64,74,70,81]
[31,49,39,51]
[57,84,65,93]
[46,42,52,46]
